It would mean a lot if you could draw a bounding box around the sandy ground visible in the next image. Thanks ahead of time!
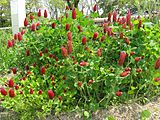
[46,97,160,120]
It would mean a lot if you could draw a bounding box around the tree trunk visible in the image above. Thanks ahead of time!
[74,0,79,8]
[67,0,79,8]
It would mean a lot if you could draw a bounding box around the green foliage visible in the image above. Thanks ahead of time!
[0,29,14,73]
[140,109,151,120]
[0,8,160,120]
[98,0,160,25]
[105,115,116,120]
[0,0,11,27]
[49,0,65,10]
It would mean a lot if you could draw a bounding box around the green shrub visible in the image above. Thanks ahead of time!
[0,8,160,119]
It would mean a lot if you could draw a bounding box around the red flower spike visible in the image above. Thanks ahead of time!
[77,81,82,87]
[93,32,98,40]
[31,23,36,31]
[12,68,17,74]
[136,68,142,73]
[97,48,102,57]
[118,51,127,66]
[103,23,107,33]
[113,11,117,22]
[108,12,112,22]
[65,12,69,18]
[15,85,19,90]
[118,19,123,25]
[155,56,160,69]
[58,96,62,101]
[122,17,126,24]
[23,77,26,81]
[129,22,133,30]
[8,79,14,87]
[33,62,36,67]
[61,46,68,58]
[51,23,56,29]
[154,78,160,82]
[38,90,42,95]
[71,56,75,60]
[26,71,32,76]
[82,36,87,45]
[85,46,89,51]
[30,15,34,21]
[52,81,55,86]
[19,90,23,95]
[125,67,131,71]
[30,88,34,94]
[135,57,142,62]
[67,31,72,41]
[119,32,124,39]
[48,90,55,99]
[116,91,122,97]
[125,37,131,45]
[138,20,142,29]
[88,80,93,84]
[11,39,15,46]
[18,32,22,41]
[44,9,48,18]
[26,50,30,56]
[1,88,7,96]
[62,76,66,80]
[93,4,97,12]
[122,23,126,29]
[68,41,72,54]
[36,22,40,27]
[38,9,41,17]
[39,51,43,57]
[77,25,82,32]
[9,88,15,98]
[41,66,46,74]
[64,89,67,93]
[126,9,131,25]
[66,6,70,10]
[7,40,12,48]
[120,71,130,77]
[137,16,140,19]
[65,24,70,31]
[45,48,48,53]
[26,65,29,71]
[24,18,28,27]
[130,51,135,56]
[100,35,105,42]
[51,76,54,81]
[80,61,87,66]
[73,61,77,65]
[21,30,25,35]
[72,8,76,19]
[55,57,59,62]
[107,28,112,36]
[14,34,17,40]
[49,54,53,58]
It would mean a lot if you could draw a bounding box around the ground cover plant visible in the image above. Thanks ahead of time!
[0,29,16,74]
[0,6,160,120]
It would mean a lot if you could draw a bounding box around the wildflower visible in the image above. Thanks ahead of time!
[118,51,127,66]
[48,90,55,99]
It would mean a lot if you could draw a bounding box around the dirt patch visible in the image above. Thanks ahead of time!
[46,98,160,120]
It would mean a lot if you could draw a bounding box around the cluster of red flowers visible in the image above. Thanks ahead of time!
[3,6,159,103]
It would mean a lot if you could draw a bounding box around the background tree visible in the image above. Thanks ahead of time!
[0,0,11,27]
